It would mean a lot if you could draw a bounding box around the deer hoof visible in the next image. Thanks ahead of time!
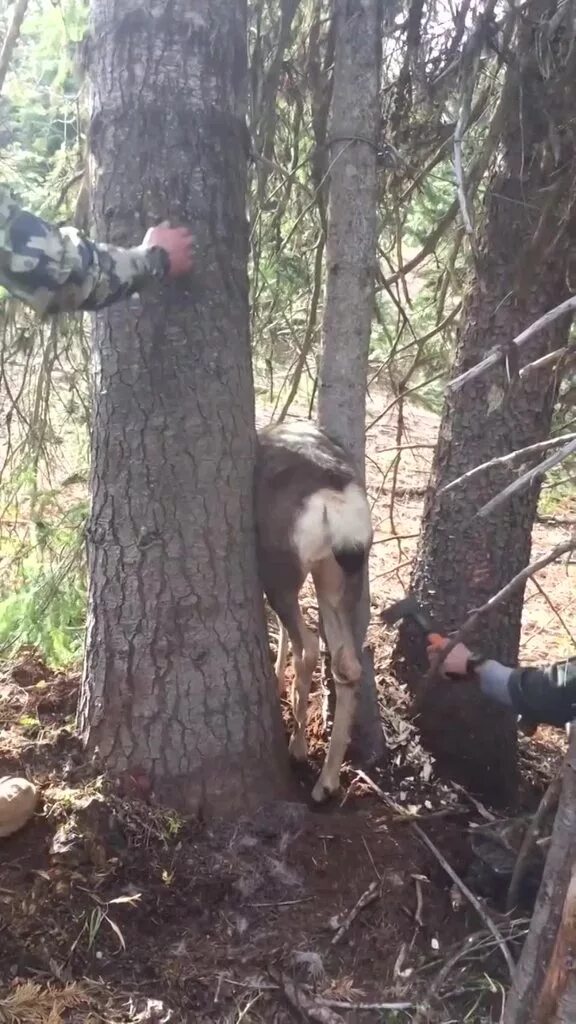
[311,777,338,804]
[288,733,308,762]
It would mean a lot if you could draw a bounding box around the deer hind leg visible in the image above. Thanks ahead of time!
[310,555,362,803]
[275,618,289,695]
[268,589,319,762]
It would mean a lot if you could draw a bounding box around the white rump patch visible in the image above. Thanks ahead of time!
[292,484,373,568]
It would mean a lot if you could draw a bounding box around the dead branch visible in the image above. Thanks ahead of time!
[354,769,406,815]
[450,782,496,823]
[506,775,562,913]
[439,433,576,495]
[477,437,576,518]
[411,823,515,978]
[453,53,480,252]
[268,968,345,1024]
[356,770,515,977]
[319,997,414,1011]
[529,576,576,648]
[413,929,487,1024]
[375,444,436,454]
[366,371,444,431]
[0,0,30,94]
[429,535,576,677]
[519,346,572,378]
[329,880,380,946]
[277,232,325,423]
[447,295,576,393]
[372,533,419,545]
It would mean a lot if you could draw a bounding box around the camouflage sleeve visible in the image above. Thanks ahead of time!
[0,185,169,315]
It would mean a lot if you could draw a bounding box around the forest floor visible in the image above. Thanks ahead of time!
[0,391,574,1024]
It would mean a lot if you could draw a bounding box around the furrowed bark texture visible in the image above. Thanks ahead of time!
[317,0,385,765]
[398,0,576,801]
[79,0,290,815]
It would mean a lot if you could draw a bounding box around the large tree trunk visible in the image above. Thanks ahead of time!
[397,2,576,802]
[317,0,384,766]
[78,0,290,816]
[504,730,576,1024]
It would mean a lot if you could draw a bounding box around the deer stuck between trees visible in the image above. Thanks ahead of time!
[255,421,373,803]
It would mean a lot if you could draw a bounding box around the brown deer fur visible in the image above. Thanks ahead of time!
[255,421,373,802]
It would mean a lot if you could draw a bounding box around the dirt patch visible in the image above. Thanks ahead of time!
[0,653,555,1024]
[0,393,572,1022]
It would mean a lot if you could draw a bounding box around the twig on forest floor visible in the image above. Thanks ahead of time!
[450,782,497,823]
[413,875,425,928]
[353,770,405,815]
[361,835,382,882]
[411,823,515,978]
[412,929,489,1024]
[392,804,469,823]
[268,968,344,1023]
[222,975,414,1015]
[356,772,515,978]
[319,997,414,1011]
[328,880,380,947]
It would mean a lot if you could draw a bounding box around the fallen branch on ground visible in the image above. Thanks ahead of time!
[268,968,344,1024]
[411,823,515,978]
[319,997,414,1011]
[447,294,576,392]
[329,880,380,946]
[222,975,414,1014]
[357,772,515,978]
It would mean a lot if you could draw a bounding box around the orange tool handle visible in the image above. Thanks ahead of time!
[427,632,448,650]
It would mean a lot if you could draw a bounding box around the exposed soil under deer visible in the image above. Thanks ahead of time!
[0,396,573,1022]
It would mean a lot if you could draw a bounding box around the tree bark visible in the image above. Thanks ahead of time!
[503,730,576,1024]
[317,0,385,765]
[397,1,576,802]
[0,0,30,96]
[78,0,290,816]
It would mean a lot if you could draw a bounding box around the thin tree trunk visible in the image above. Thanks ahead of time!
[317,0,384,765]
[78,0,290,816]
[397,0,576,802]
[0,0,30,95]
[504,729,576,1024]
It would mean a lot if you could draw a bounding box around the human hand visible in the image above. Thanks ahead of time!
[143,222,194,277]
[427,640,473,678]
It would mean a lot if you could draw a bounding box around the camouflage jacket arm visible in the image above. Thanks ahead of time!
[0,185,169,315]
